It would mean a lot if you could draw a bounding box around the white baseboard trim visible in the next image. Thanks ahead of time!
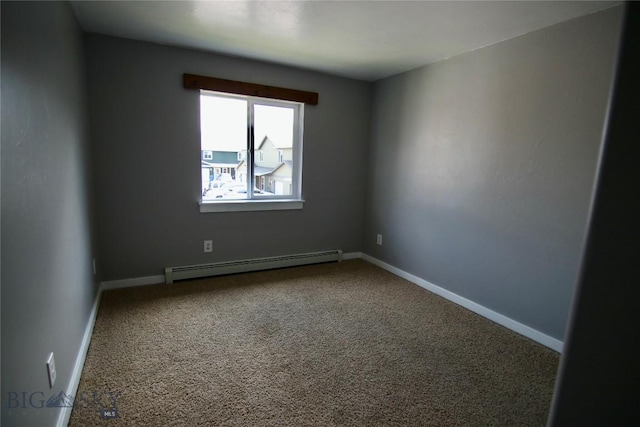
[56,274,162,426]
[101,275,165,290]
[360,253,564,353]
[56,252,560,427]
[55,253,359,426]
[56,285,103,427]
[341,252,363,260]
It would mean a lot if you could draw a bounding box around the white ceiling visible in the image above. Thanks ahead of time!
[70,1,619,81]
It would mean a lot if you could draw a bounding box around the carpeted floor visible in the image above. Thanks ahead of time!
[69,260,560,426]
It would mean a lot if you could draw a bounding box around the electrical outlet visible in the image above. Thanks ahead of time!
[46,353,56,388]
[376,234,383,245]
[204,240,213,253]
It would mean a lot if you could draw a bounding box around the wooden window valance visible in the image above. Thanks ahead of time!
[183,73,318,105]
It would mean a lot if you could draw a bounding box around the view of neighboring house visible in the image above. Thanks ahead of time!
[236,136,293,195]
[201,150,238,193]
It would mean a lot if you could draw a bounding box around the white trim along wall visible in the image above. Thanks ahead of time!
[61,251,562,425]
[98,252,563,352]
[358,254,563,352]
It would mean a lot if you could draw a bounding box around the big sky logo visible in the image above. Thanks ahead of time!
[4,390,121,411]
[46,391,75,407]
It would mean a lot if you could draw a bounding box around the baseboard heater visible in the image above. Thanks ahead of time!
[164,250,343,284]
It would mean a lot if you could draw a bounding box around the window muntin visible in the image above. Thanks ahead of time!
[200,91,303,203]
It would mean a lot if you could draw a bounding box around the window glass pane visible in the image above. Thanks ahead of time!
[199,92,301,204]
[253,104,294,196]
[200,95,247,200]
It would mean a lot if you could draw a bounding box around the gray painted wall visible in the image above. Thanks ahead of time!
[0,5,626,425]
[85,34,371,281]
[1,2,97,426]
[364,7,622,340]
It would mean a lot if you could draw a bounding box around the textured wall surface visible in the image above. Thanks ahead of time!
[1,2,97,426]
[86,34,371,281]
[0,7,626,427]
[364,7,622,340]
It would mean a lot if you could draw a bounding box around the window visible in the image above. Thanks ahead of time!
[199,91,304,212]
[203,151,213,161]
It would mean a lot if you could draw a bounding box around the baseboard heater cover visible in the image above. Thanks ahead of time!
[164,250,343,284]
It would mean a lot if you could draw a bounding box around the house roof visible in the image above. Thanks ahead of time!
[236,160,278,177]
[271,161,293,175]
[237,156,293,177]
[255,165,277,176]
[256,136,291,150]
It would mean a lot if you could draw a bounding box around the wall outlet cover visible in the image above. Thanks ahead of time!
[47,352,56,388]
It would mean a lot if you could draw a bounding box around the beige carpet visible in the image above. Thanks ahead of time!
[69,260,559,426]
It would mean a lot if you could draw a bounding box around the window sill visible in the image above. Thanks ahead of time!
[199,199,304,213]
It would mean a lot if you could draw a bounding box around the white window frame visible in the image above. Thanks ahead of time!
[199,91,304,213]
